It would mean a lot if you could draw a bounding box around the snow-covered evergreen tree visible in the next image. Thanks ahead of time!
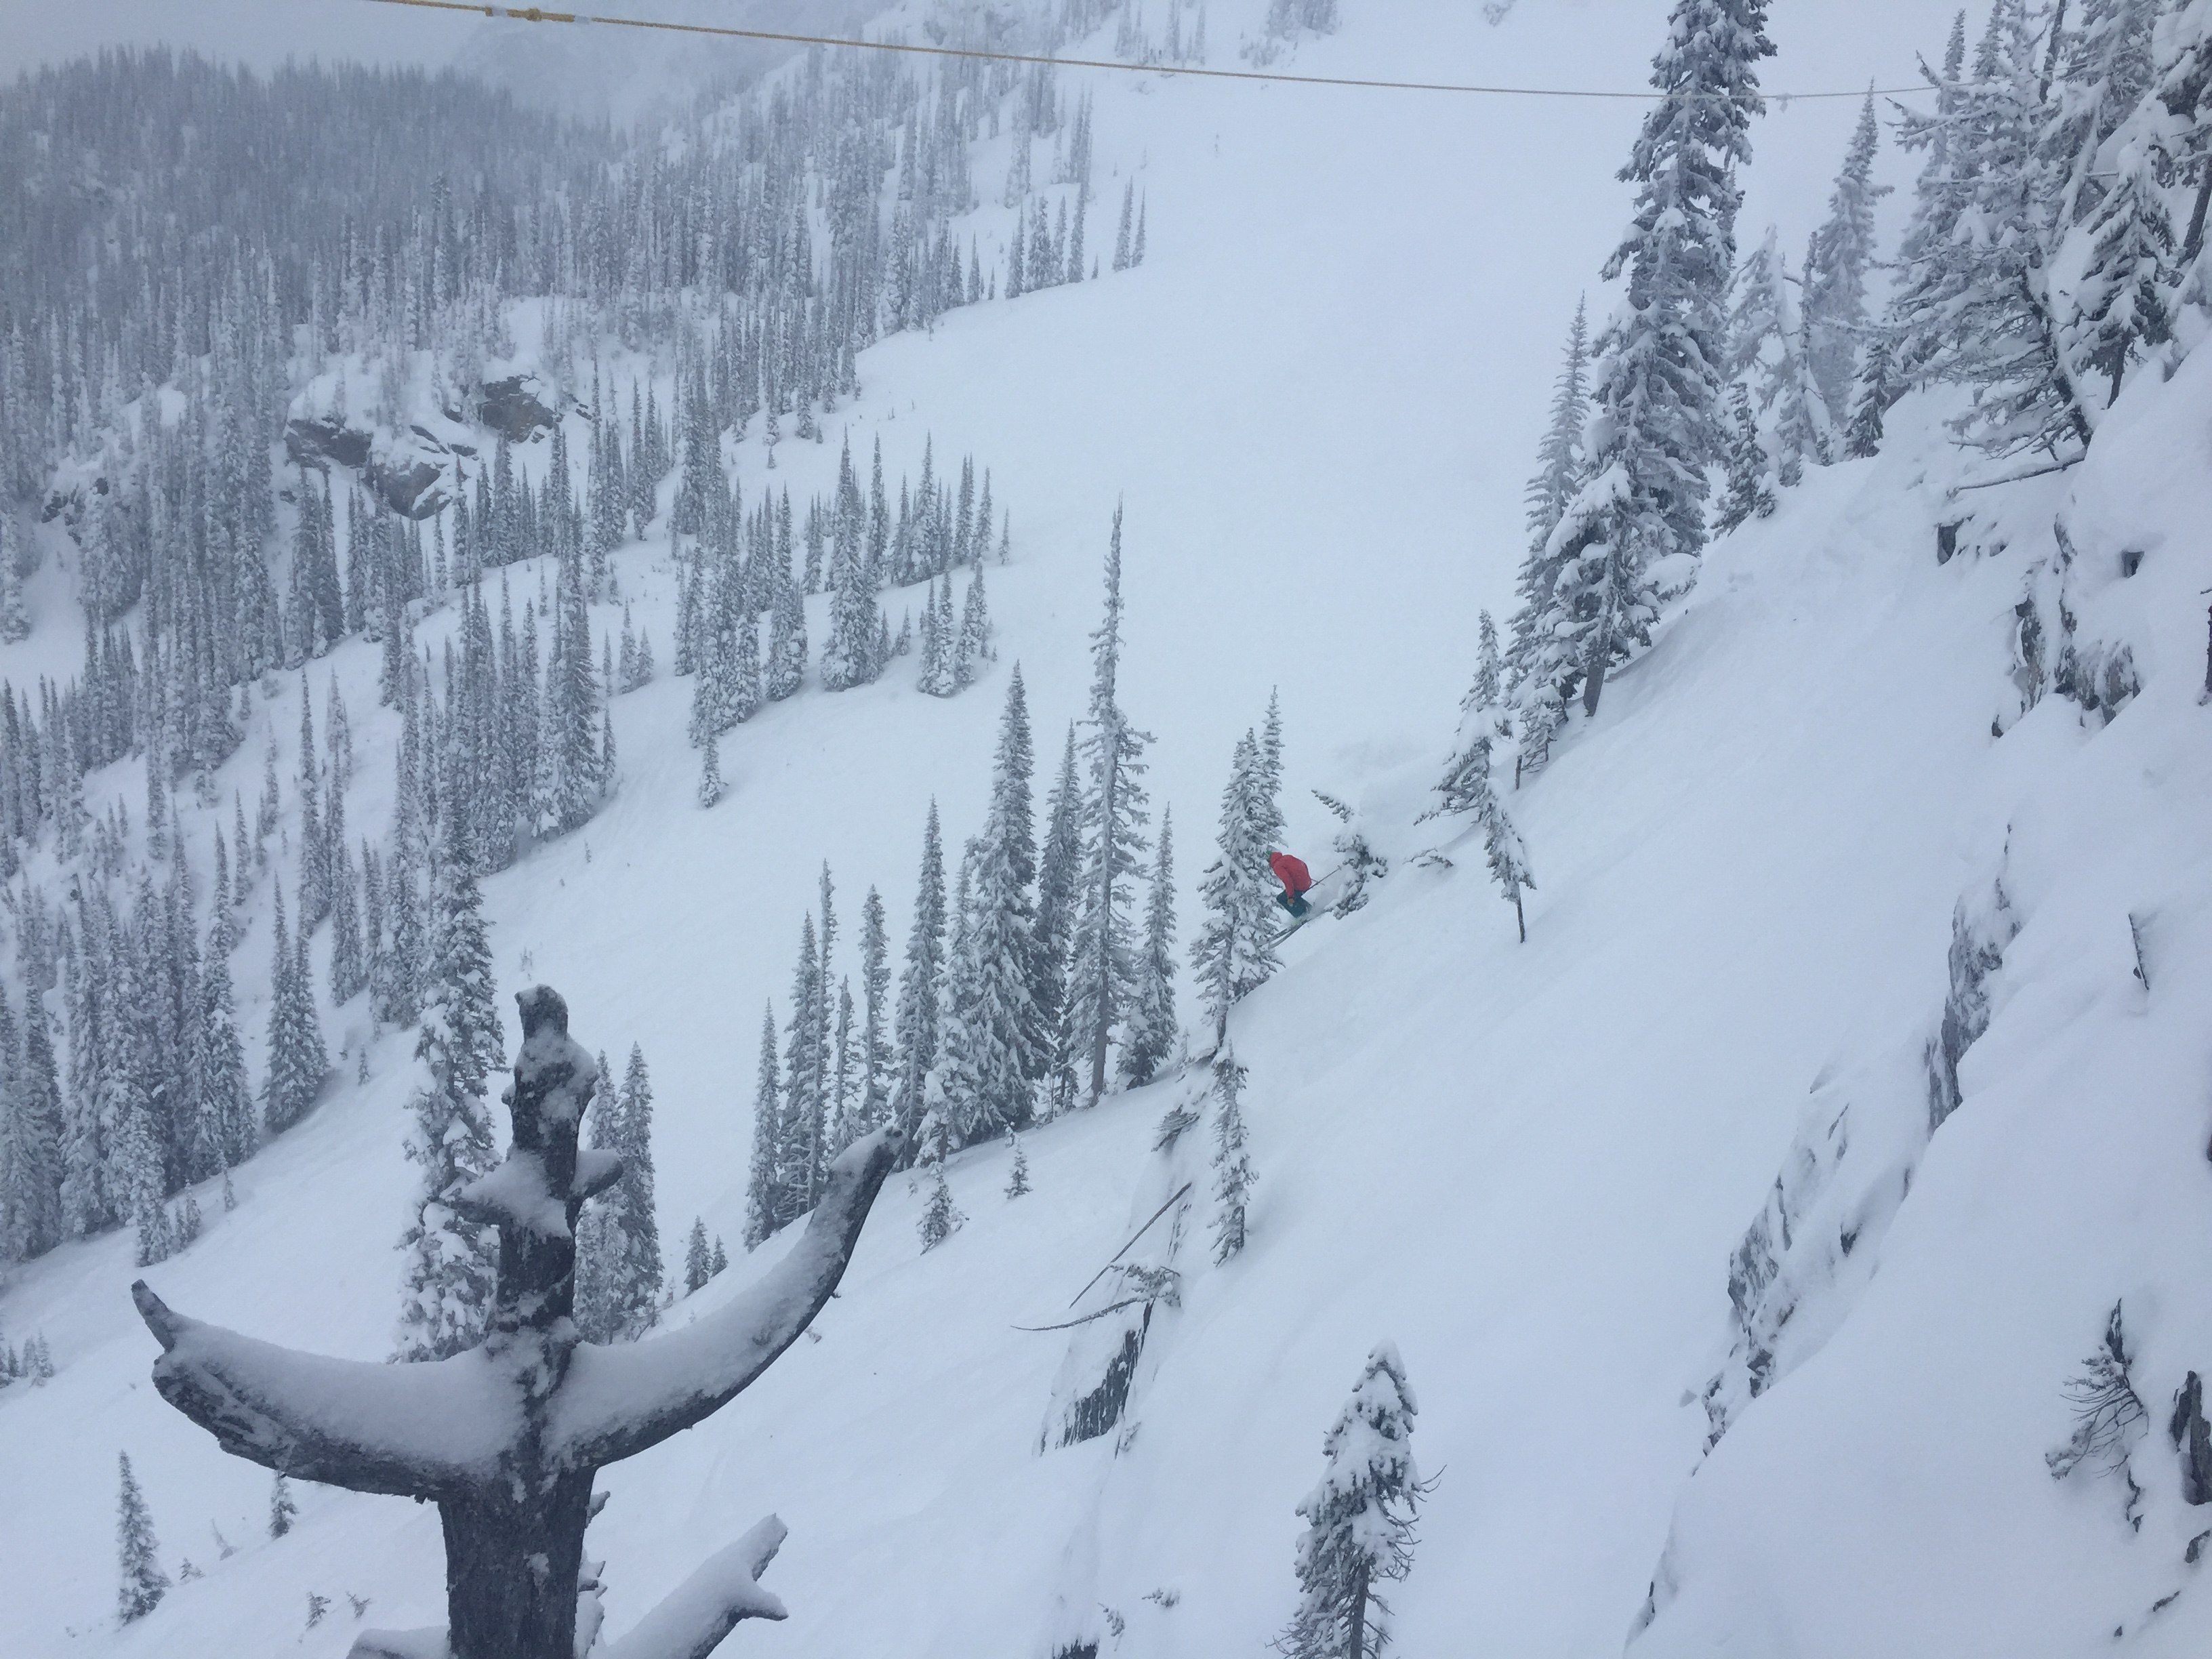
[1427,680,1535,941]
[1728,223,1830,486]
[1275,1345,1428,1659]
[1122,806,1179,1087]
[260,886,327,1134]
[743,1002,781,1249]
[2063,102,2175,405]
[1889,9,1972,380]
[955,564,992,687]
[943,671,1044,1142]
[295,682,329,928]
[268,1471,296,1538]
[916,575,960,697]
[1005,1132,1031,1198]
[1210,1042,1254,1263]
[1067,509,1154,1105]
[821,437,882,692]
[1536,0,1774,718]
[697,732,726,808]
[727,611,762,724]
[777,912,826,1216]
[377,685,426,1028]
[683,1216,712,1293]
[1505,298,1592,721]
[918,1152,963,1252]
[1841,331,1898,459]
[123,1109,171,1269]
[328,836,365,1003]
[856,887,893,1138]
[1192,729,1284,1043]
[766,534,808,701]
[609,1044,662,1315]
[393,815,502,1362]
[537,554,605,834]
[1261,0,1340,53]
[577,1046,662,1340]
[1891,3,2092,456]
[1033,724,1084,1109]
[1715,380,1777,533]
[1801,94,1890,415]
[1255,688,1289,844]
[1483,792,1536,945]
[572,1194,619,1347]
[889,802,948,1159]
[2045,0,2159,230]
[116,1452,168,1624]
[0,984,62,1263]
[0,515,29,643]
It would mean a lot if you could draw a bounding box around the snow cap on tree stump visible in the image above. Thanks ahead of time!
[455,986,621,1254]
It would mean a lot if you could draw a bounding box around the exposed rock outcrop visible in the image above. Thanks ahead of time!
[474,375,560,442]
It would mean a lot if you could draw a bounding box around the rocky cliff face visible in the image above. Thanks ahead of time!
[285,415,455,519]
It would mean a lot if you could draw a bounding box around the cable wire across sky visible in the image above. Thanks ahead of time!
[359,0,1930,102]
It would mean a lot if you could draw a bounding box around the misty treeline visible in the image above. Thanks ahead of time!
[0,0,1184,1273]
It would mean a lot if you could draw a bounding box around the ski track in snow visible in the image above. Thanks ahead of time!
[7,3,2212,1657]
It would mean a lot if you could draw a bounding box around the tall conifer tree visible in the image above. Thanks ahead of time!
[1122,804,1179,1087]
[1192,729,1284,1044]
[1538,0,1774,718]
[1067,510,1153,1105]
[1277,1346,1428,1659]
[261,887,327,1134]
[743,1003,783,1249]
[115,1452,169,1624]
[929,672,1042,1146]
[889,803,948,1160]
[393,812,502,1361]
[1801,95,1890,414]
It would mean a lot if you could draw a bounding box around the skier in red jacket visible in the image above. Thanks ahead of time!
[1269,850,1313,918]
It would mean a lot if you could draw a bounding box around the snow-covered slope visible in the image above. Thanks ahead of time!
[1633,359,2212,1659]
[6,3,2208,1658]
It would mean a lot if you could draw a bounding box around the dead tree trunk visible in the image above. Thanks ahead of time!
[440,1473,598,1659]
[133,985,901,1659]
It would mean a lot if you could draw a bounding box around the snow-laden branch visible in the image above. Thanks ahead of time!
[348,1630,451,1659]
[605,1516,789,1659]
[551,1129,901,1469]
[131,1281,519,1495]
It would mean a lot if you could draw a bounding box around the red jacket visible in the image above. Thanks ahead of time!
[1269,851,1311,896]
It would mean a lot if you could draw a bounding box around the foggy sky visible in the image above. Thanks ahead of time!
[0,0,463,81]
[0,0,884,122]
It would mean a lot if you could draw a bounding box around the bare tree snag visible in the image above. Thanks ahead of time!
[133,985,901,1659]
